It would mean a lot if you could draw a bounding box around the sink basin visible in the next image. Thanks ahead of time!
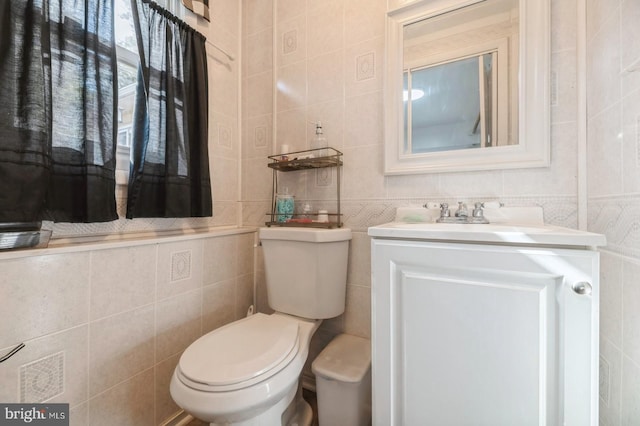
[369,207,606,248]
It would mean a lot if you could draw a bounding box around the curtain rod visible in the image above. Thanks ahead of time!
[206,40,235,61]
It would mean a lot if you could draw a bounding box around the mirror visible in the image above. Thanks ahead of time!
[384,0,550,174]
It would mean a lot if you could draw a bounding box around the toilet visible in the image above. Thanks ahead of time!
[170,227,352,425]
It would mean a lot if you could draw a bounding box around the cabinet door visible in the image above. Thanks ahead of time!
[371,239,599,426]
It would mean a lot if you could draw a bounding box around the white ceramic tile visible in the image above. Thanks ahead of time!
[551,50,578,125]
[586,11,621,117]
[551,0,577,54]
[89,368,155,426]
[622,88,640,194]
[587,103,623,197]
[202,280,236,333]
[235,273,254,319]
[241,157,273,202]
[623,260,640,363]
[212,155,240,202]
[620,355,640,424]
[586,0,619,41]
[245,28,273,77]
[236,233,256,276]
[600,251,624,348]
[277,0,306,22]
[89,305,155,396]
[277,15,307,67]
[244,71,274,118]
[0,326,88,406]
[438,170,504,199]
[307,50,344,106]
[344,0,386,46]
[243,113,273,159]
[156,290,202,362]
[277,61,308,112]
[306,0,344,57]
[243,0,273,37]
[155,353,181,425]
[211,112,239,159]
[341,145,386,200]
[344,91,384,148]
[69,403,88,426]
[90,245,157,321]
[203,235,238,285]
[347,232,371,287]
[599,338,623,426]
[621,0,640,71]
[0,252,90,349]
[210,53,239,118]
[385,173,441,199]
[275,107,307,151]
[344,37,384,98]
[504,122,578,196]
[343,284,371,339]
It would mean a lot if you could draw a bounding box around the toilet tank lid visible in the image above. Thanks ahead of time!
[312,334,371,383]
[259,227,352,242]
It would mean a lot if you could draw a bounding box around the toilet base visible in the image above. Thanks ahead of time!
[206,383,312,426]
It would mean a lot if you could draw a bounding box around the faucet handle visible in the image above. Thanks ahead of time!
[439,203,450,218]
[472,202,485,217]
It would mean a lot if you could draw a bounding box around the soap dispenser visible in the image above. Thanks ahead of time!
[311,121,328,157]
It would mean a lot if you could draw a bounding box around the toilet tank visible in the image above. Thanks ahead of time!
[259,227,352,319]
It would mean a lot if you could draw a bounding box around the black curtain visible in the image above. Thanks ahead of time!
[127,0,212,218]
[0,0,118,223]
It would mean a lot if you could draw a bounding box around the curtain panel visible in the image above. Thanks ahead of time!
[0,0,118,223]
[127,0,212,218]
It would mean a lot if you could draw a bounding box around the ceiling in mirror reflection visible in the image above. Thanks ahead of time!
[402,0,518,154]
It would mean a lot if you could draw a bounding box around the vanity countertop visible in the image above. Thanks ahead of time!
[368,206,606,248]
[368,222,606,248]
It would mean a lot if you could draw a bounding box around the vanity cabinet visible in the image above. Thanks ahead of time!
[369,232,601,425]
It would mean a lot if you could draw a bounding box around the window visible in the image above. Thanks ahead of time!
[114,0,139,184]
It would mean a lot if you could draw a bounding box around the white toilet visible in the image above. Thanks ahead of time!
[170,227,352,425]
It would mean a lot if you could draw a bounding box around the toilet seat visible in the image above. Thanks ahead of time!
[177,313,301,392]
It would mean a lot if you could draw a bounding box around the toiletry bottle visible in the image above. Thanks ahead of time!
[311,121,328,157]
[275,188,294,222]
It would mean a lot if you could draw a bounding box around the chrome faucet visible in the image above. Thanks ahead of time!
[435,201,490,224]
[469,202,490,224]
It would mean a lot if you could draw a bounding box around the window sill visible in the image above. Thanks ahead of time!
[0,226,257,261]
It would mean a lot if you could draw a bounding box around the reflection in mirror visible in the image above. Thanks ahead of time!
[402,0,518,155]
[404,54,494,153]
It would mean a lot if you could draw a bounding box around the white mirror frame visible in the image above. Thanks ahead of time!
[384,0,550,174]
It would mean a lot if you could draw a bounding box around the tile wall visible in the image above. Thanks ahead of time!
[0,231,255,425]
[586,0,640,423]
[241,0,582,382]
[0,1,246,425]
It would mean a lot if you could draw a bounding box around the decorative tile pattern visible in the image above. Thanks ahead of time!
[171,250,192,282]
[218,123,232,148]
[315,168,332,187]
[356,52,375,81]
[589,195,640,260]
[254,125,268,148]
[283,29,297,55]
[20,352,65,403]
[337,196,578,232]
[600,354,611,406]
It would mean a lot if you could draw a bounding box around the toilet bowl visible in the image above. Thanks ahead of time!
[171,313,320,425]
[170,227,352,426]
